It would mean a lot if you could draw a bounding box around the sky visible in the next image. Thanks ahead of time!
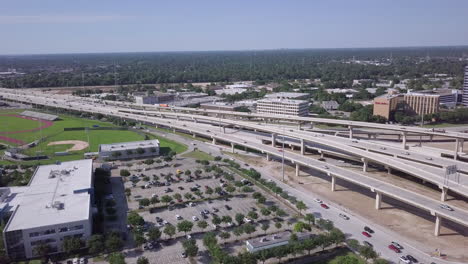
[1,0,468,54]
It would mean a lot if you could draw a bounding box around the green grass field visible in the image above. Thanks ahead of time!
[182,150,213,160]
[0,114,43,133]
[0,109,187,165]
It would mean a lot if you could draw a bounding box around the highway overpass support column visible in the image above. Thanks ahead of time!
[385,166,391,174]
[454,139,460,160]
[300,139,305,155]
[231,143,235,153]
[271,133,277,147]
[375,192,382,210]
[295,164,300,177]
[461,139,465,152]
[440,187,448,202]
[348,126,353,139]
[212,138,217,145]
[331,175,336,192]
[402,132,407,149]
[434,215,442,236]
[222,127,226,134]
[266,153,271,161]
[361,158,368,172]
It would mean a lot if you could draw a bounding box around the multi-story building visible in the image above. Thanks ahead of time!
[372,92,404,120]
[404,92,440,116]
[463,66,468,106]
[98,140,160,160]
[2,160,94,260]
[256,98,309,116]
[135,93,174,105]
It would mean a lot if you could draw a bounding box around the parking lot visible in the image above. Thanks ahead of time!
[116,152,299,263]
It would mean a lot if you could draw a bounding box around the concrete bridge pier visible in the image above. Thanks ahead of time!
[296,164,300,177]
[231,143,235,153]
[298,122,302,130]
[319,150,324,159]
[222,127,226,133]
[271,133,277,147]
[361,158,368,172]
[375,192,382,210]
[212,138,217,145]
[300,139,305,155]
[192,133,196,138]
[266,153,271,161]
[385,166,391,174]
[434,215,442,236]
[331,175,336,192]
[461,139,465,153]
[172,128,176,133]
[348,125,354,139]
[402,132,407,149]
[440,187,448,202]
[454,138,460,160]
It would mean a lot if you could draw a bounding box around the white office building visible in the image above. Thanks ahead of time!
[256,98,309,116]
[2,160,94,260]
[98,140,160,160]
[264,92,309,100]
[463,66,468,106]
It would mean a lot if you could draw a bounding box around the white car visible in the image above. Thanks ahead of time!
[314,198,322,203]
[244,217,252,223]
[439,204,453,211]
[176,215,182,220]
[192,216,199,221]
[227,222,234,227]
[399,256,411,264]
[186,234,192,239]
[72,258,79,264]
[339,213,349,220]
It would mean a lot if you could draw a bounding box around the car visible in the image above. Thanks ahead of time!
[314,198,322,203]
[213,208,219,213]
[175,215,182,220]
[181,252,187,258]
[391,241,403,249]
[426,157,433,160]
[162,220,169,225]
[72,258,79,264]
[320,203,329,209]
[155,222,164,228]
[244,217,252,223]
[186,234,192,239]
[178,186,184,190]
[399,256,411,264]
[388,244,400,253]
[361,231,371,238]
[227,222,234,227]
[192,216,199,221]
[439,204,453,211]
[339,213,349,220]
[225,205,232,210]
[208,200,213,204]
[406,255,418,263]
[155,216,163,222]
[363,241,373,248]
[189,202,196,207]
[364,226,374,233]
[202,209,210,214]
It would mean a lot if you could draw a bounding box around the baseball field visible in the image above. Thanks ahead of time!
[0,109,186,165]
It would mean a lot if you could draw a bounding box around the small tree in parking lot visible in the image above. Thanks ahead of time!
[235,213,245,226]
[296,201,307,214]
[221,215,232,224]
[163,225,176,239]
[177,220,194,235]
[138,198,150,207]
[160,195,173,206]
[147,227,161,242]
[219,232,231,245]
[360,246,378,261]
[182,239,199,257]
[304,213,315,226]
[197,220,208,231]
[120,169,130,177]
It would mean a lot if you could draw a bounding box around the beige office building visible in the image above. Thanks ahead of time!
[256,99,309,116]
[404,93,439,116]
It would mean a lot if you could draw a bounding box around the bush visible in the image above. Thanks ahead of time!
[120,169,131,177]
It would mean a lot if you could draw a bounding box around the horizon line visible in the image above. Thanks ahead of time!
[1,44,468,57]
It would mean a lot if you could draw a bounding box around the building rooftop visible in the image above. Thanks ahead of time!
[258,98,308,104]
[99,139,160,152]
[4,159,93,231]
[246,231,312,249]
[264,92,309,99]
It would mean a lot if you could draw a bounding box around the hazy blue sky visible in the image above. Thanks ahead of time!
[1,0,468,54]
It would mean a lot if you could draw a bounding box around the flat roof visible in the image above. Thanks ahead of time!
[265,92,309,98]
[4,159,93,231]
[247,231,311,249]
[258,98,308,104]
[99,139,160,152]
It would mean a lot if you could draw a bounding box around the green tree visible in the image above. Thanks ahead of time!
[261,223,270,234]
[304,213,315,226]
[137,256,149,264]
[134,232,146,247]
[296,201,307,214]
[160,195,173,205]
[346,239,360,251]
[147,227,161,242]
[33,242,51,259]
[202,232,218,249]
[120,169,130,177]
[328,228,345,246]
[105,234,124,252]
[108,252,126,264]
[247,211,258,220]
[163,225,176,239]
[212,215,222,226]
[275,222,282,229]
[182,239,199,257]
[293,221,311,233]
[260,207,271,217]
[235,213,245,225]
[243,223,256,235]
[62,237,82,254]
[330,254,361,264]
[197,220,208,231]
[219,232,231,244]
[373,259,389,264]
[127,211,145,226]
[177,220,194,235]
[87,234,104,255]
[359,246,378,261]
[139,198,150,207]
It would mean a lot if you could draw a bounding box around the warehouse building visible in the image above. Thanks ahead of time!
[20,111,58,121]
[2,160,94,260]
[256,98,309,116]
[98,140,160,160]
[135,93,174,105]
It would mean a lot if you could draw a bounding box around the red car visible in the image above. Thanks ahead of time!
[320,203,329,209]
[388,244,401,253]
[362,231,371,238]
